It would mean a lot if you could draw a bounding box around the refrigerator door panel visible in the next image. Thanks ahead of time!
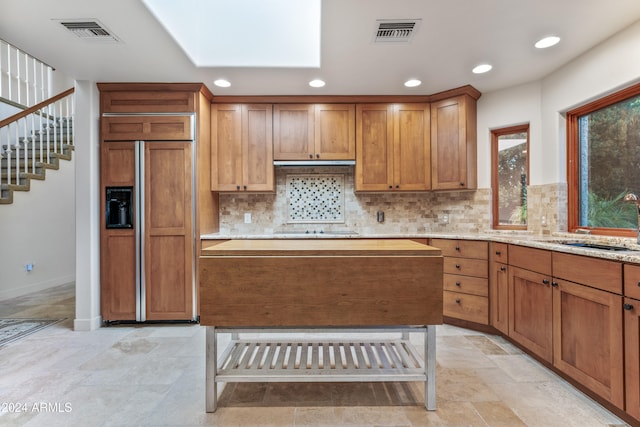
[143,141,195,321]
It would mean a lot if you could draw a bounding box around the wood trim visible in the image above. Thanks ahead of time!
[211,84,481,104]
[97,82,212,97]
[0,87,75,128]
[490,123,529,230]
[566,82,640,236]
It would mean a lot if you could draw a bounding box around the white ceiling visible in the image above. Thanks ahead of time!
[2,0,640,97]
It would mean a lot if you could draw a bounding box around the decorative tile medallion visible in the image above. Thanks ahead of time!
[286,174,345,223]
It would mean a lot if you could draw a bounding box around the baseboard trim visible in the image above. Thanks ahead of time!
[73,315,102,331]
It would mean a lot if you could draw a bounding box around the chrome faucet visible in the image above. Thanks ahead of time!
[624,192,640,244]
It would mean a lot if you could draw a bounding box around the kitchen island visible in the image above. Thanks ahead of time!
[199,239,443,412]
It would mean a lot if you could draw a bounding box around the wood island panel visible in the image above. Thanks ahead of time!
[199,239,443,327]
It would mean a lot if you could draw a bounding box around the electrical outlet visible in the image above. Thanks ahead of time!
[244,213,252,224]
[441,214,449,224]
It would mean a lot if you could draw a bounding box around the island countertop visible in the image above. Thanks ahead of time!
[201,238,442,257]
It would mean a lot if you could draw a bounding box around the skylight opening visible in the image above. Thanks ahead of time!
[142,0,321,68]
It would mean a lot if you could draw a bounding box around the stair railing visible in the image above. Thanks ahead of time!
[1,39,53,107]
[0,88,74,187]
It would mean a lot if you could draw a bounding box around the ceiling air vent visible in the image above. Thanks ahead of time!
[373,19,421,43]
[57,20,120,43]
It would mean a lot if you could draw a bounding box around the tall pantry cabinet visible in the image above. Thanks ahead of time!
[98,83,216,322]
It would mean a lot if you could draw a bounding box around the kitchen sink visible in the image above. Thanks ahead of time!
[559,242,630,251]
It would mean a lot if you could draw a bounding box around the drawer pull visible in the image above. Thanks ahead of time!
[455,246,460,251]
[637,281,640,287]
[455,264,461,269]
[495,250,501,255]
[552,281,559,287]
[500,266,507,272]
[624,303,634,311]
[542,279,550,285]
[455,298,461,304]
[455,281,461,287]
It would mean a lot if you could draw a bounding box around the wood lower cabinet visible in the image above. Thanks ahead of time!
[273,103,355,160]
[625,295,640,420]
[507,245,553,362]
[508,265,553,362]
[431,239,488,324]
[489,242,509,334]
[356,103,430,191]
[553,278,624,409]
[211,104,274,192]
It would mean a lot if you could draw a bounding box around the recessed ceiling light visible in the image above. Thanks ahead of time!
[535,36,560,49]
[472,64,492,74]
[214,79,231,88]
[309,79,325,88]
[404,79,422,87]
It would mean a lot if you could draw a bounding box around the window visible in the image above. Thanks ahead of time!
[491,124,529,230]
[567,83,640,235]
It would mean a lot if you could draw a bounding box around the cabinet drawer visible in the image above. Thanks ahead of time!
[444,274,488,296]
[624,264,640,299]
[443,291,488,324]
[552,252,622,294]
[430,239,488,259]
[443,257,488,278]
[490,242,508,264]
[508,244,551,275]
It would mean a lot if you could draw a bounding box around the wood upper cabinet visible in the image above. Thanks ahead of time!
[489,242,509,335]
[356,103,430,191]
[273,104,355,160]
[431,94,477,190]
[211,104,274,192]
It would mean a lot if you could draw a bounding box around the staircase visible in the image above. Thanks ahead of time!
[1,116,74,204]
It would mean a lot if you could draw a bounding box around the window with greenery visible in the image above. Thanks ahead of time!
[567,83,640,235]
[491,124,529,229]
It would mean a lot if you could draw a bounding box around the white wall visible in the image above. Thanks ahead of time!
[0,158,75,300]
[478,19,640,188]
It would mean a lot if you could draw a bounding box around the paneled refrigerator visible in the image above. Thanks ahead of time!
[100,115,197,323]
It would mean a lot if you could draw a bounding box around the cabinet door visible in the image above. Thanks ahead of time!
[431,95,476,190]
[315,104,355,160]
[553,279,624,409]
[101,115,192,141]
[625,297,640,420]
[273,104,314,160]
[211,104,243,191]
[509,266,553,362]
[394,103,431,190]
[355,104,394,191]
[490,261,509,334]
[100,141,137,321]
[144,142,194,321]
[242,104,274,191]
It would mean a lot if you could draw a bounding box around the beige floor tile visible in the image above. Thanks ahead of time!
[0,283,632,427]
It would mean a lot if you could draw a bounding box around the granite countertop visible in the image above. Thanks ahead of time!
[201,231,640,262]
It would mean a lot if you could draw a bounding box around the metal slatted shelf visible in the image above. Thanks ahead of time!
[217,339,425,382]
[205,326,437,412]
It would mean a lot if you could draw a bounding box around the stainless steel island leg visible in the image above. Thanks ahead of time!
[425,325,437,410]
[205,326,217,412]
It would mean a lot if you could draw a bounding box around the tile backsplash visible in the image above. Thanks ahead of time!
[218,167,496,235]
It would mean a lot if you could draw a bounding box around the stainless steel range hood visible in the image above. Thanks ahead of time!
[273,160,355,166]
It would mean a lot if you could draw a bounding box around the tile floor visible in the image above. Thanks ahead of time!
[0,283,632,427]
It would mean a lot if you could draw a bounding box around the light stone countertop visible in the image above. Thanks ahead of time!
[200,231,640,263]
